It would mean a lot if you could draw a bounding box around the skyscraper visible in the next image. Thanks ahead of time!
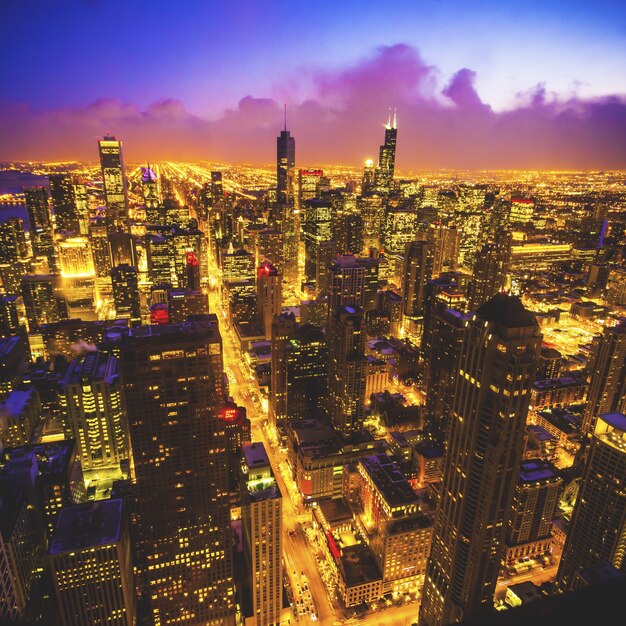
[556,412,626,591]
[24,186,57,271]
[20,274,69,330]
[257,261,282,340]
[419,294,541,626]
[119,320,236,625]
[141,165,160,209]
[60,350,129,474]
[401,240,434,334]
[111,264,141,326]
[240,442,283,626]
[374,110,397,194]
[581,322,626,439]
[467,230,512,311]
[49,499,136,626]
[98,136,129,233]
[327,304,367,438]
[276,115,295,206]
[270,312,298,432]
[49,174,79,233]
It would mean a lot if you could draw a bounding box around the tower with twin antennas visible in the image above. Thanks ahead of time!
[374,107,398,194]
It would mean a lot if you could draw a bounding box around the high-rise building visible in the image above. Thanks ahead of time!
[327,254,380,314]
[240,442,283,626]
[60,350,129,475]
[20,274,69,330]
[556,412,626,591]
[383,207,419,256]
[419,294,541,626]
[357,194,385,253]
[98,136,129,233]
[428,223,460,276]
[581,322,626,439]
[88,220,112,278]
[327,304,367,438]
[423,308,469,445]
[0,481,43,622]
[49,499,136,626]
[0,295,22,337]
[467,230,512,311]
[374,110,397,194]
[119,320,236,625]
[302,198,332,283]
[111,264,141,326]
[298,169,323,207]
[270,312,298,432]
[167,289,209,324]
[276,121,295,206]
[505,459,562,563]
[257,261,282,340]
[49,174,79,233]
[401,240,434,333]
[185,250,201,290]
[141,165,160,209]
[24,186,57,271]
[0,218,28,263]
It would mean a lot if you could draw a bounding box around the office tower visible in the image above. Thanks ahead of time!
[581,322,626,439]
[60,350,129,474]
[401,240,434,334]
[167,289,209,323]
[108,231,135,268]
[255,228,284,274]
[537,347,562,380]
[374,110,397,193]
[141,165,159,209]
[334,210,363,256]
[88,220,112,278]
[557,412,626,591]
[72,181,89,234]
[0,336,28,401]
[356,455,434,595]
[270,313,327,432]
[111,264,141,326]
[20,274,69,330]
[327,254,380,314]
[383,206,419,256]
[362,159,375,193]
[467,230,512,311]
[99,136,129,232]
[0,440,86,540]
[58,235,96,309]
[328,305,367,438]
[219,401,251,489]
[276,117,295,205]
[428,222,460,275]
[509,197,535,224]
[257,261,282,340]
[49,174,80,232]
[357,194,385,253]
[211,171,224,204]
[302,198,332,283]
[455,185,487,269]
[24,186,57,271]
[505,459,562,563]
[119,320,236,625]
[0,218,28,263]
[298,168,323,207]
[0,387,42,449]
[423,308,469,445]
[0,295,21,337]
[270,312,298,431]
[49,499,135,626]
[0,481,43,621]
[221,247,255,282]
[185,250,201,290]
[240,442,283,626]
[419,294,541,626]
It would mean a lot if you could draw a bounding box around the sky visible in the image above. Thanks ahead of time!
[0,0,625,169]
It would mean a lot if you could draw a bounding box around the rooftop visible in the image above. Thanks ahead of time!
[519,459,559,484]
[360,454,418,509]
[477,293,538,329]
[49,499,124,555]
[339,544,382,587]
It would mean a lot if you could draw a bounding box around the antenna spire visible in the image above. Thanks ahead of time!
[386,108,392,128]
[284,103,287,131]
[393,107,397,129]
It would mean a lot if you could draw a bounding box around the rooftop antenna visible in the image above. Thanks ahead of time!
[386,108,392,128]
[393,107,397,129]
[284,103,287,131]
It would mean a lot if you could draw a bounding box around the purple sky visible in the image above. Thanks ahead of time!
[1,1,625,169]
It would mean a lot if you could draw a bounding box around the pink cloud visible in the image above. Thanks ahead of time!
[0,43,625,170]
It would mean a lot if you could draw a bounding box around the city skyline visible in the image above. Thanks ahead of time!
[1,1,625,168]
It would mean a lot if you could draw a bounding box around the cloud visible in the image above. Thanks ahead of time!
[1,43,625,170]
